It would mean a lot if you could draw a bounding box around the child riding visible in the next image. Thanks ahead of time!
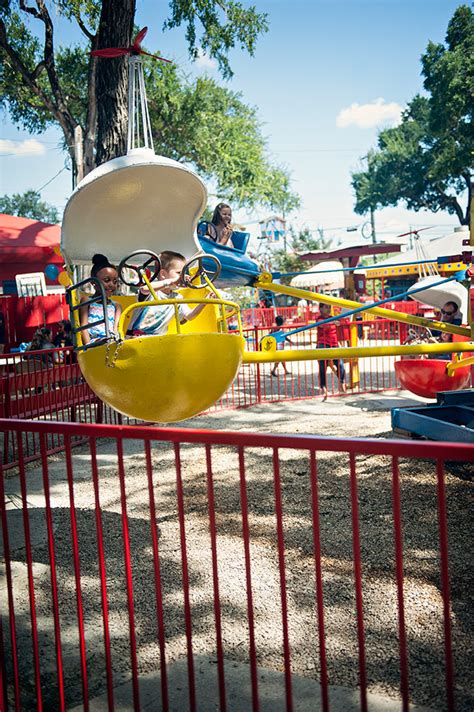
[79,253,122,345]
[127,250,215,337]
[270,315,293,377]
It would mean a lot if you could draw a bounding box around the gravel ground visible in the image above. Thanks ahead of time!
[1,392,473,711]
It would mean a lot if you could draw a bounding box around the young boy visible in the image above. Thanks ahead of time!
[127,250,214,337]
[270,315,293,377]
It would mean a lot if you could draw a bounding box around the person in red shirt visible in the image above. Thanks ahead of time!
[316,303,346,400]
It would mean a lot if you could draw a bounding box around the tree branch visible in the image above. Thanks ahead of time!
[19,1,76,137]
[0,16,76,157]
[73,12,95,42]
[433,185,465,224]
[83,36,99,176]
[461,171,472,193]
[31,60,46,80]
[0,19,53,113]
[19,1,42,20]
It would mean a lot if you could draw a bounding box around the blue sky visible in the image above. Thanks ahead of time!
[0,0,466,248]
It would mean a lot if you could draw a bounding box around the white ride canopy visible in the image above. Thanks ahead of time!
[61,148,206,266]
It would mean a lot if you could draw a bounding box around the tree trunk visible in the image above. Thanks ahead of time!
[463,174,472,226]
[83,39,99,177]
[95,0,136,167]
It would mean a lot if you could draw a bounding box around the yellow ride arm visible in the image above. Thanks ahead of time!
[256,275,471,338]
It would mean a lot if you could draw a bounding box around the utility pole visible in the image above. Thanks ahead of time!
[73,125,84,188]
[370,206,377,263]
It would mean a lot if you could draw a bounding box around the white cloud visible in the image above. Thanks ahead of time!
[336,98,403,129]
[195,48,217,70]
[0,138,46,156]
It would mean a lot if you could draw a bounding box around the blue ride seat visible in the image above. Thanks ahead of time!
[197,221,250,254]
[196,221,259,287]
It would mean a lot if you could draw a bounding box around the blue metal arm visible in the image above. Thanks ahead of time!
[270,276,457,343]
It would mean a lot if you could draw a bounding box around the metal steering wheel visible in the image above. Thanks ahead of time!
[118,250,161,287]
[182,254,222,289]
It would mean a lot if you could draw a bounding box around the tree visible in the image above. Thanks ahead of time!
[0,1,298,212]
[0,190,59,222]
[265,228,333,284]
[146,65,300,210]
[352,5,473,225]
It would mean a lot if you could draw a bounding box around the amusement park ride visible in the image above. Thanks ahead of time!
[61,32,474,434]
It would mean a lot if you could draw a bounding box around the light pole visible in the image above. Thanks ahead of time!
[361,208,377,262]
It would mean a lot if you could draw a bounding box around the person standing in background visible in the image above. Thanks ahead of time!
[316,303,346,400]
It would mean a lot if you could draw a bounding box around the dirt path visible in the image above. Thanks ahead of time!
[2,392,473,710]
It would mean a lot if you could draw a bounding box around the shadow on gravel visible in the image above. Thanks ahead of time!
[2,432,472,711]
[344,395,427,412]
[2,505,237,710]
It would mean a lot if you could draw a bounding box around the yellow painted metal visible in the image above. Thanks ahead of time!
[446,355,474,376]
[471,192,474,247]
[118,295,241,338]
[349,317,360,387]
[255,272,273,286]
[69,276,245,421]
[260,335,277,353]
[79,332,245,422]
[364,260,468,279]
[242,341,474,365]
[258,279,471,337]
[69,268,472,421]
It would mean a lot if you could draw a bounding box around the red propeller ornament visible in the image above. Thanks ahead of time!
[91,27,171,62]
[396,226,433,239]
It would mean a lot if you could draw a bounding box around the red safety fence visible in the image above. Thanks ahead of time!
[1,419,471,711]
[2,317,465,468]
[0,294,69,350]
[244,318,409,403]
[0,294,429,350]
[0,349,128,469]
[241,301,423,329]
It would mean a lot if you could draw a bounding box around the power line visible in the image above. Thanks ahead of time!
[36,165,68,193]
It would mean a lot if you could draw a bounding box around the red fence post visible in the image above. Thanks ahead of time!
[238,446,260,712]
[391,457,409,711]
[174,442,197,712]
[309,451,329,712]
[436,459,455,712]
[89,438,115,712]
[144,440,169,711]
[116,437,141,711]
[39,433,66,711]
[17,433,44,711]
[272,448,293,712]
[254,327,262,404]
[0,615,8,711]
[64,435,90,711]
[0,449,22,711]
[205,445,227,711]
[349,453,368,712]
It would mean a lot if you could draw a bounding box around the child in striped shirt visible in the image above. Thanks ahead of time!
[127,251,214,336]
